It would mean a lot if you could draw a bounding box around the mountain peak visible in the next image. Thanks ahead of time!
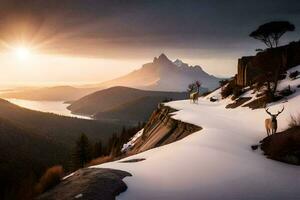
[173,59,204,71]
[153,53,171,63]
[158,53,168,60]
[99,54,221,91]
[173,59,186,67]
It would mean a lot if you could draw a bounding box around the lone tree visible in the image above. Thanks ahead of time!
[73,133,92,168]
[249,21,295,48]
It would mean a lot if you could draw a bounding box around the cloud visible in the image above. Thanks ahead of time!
[0,0,299,59]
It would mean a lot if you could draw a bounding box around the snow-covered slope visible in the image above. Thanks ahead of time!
[92,66,300,200]
[97,54,221,92]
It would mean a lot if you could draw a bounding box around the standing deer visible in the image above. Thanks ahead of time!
[189,81,201,103]
[265,106,284,136]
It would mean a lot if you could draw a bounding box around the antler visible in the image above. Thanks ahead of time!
[276,106,284,116]
[265,108,272,116]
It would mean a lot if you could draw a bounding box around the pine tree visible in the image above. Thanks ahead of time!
[108,134,121,157]
[93,140,103,158]
[73,133,92,168]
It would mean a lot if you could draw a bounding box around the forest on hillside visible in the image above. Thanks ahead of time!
[0,99,141,199]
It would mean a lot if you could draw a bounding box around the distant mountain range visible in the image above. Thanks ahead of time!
[67,86,186,123]
[96,53,221,92]
[0,54,221,101]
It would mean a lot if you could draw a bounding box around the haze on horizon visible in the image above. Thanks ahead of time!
[0,0,299,88]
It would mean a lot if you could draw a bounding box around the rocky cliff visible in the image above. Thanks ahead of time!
[128,105,201,154]
[236,41,300,86]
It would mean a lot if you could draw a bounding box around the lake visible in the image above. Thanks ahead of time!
[5,98,93,120]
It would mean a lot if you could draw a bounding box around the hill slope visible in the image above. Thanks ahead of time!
[97,54,221,91]
[67,86,186,122]
[94,96,174,123]
[0,98,126,199]
[0,99,124,148]
[0,117,67,199]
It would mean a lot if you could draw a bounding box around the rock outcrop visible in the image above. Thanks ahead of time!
[129,105,201,153]
[37,168,131,200]
[260,126,300,165]
[237,41,300,87]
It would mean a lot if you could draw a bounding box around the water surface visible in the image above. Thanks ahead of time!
[6,98,93,120]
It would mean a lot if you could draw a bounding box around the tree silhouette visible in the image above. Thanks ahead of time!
[250,21,295,48]
[73,133,92,168]
[93,140,103,158]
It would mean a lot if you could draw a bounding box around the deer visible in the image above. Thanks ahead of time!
[189,81,201,103]
[190,91,199,103]
[264,106,284,136]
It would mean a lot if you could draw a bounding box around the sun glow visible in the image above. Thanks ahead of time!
[14,47,31,60]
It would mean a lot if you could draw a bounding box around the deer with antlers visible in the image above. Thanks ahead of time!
[264,106,284,136]
[188,81,201,103]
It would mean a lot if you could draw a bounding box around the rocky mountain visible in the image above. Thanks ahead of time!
[97,54,221,92]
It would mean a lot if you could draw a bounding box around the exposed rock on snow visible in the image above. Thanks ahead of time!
[120,158,146,163]
[37,168,131,200]
[225,97,252,108]
[261,126,300,165]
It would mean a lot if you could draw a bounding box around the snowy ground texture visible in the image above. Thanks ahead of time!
[93,66,300,200]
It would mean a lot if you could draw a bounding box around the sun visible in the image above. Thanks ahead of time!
[14,47,31,60]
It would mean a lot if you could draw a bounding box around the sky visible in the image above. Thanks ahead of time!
[0,0,299,87]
